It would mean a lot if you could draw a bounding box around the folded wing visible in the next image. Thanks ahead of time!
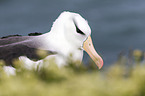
[0,36,56,66]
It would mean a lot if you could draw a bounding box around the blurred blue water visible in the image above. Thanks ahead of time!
[0,0,145,66]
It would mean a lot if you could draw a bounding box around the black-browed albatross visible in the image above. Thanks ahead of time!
[0,11,103,73]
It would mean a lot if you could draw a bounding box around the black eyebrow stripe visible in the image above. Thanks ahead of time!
[75,24,85,35]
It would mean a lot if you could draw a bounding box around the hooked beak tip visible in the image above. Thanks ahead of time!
[98,59,103,69]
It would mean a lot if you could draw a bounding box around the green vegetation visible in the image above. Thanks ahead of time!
[0,50,145,96]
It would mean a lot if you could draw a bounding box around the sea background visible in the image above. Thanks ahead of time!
[0,0,145,66]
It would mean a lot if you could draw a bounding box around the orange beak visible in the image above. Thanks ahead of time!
[83,36,103,69]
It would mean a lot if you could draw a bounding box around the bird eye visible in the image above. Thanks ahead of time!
[75,25,85,35]
[73,22,85,35]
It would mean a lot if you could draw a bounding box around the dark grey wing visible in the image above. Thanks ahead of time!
[0,32,43,46]
[0,39,56,66]
[0,36,31,46]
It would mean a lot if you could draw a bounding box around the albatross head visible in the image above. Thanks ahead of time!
[50,11,103,69]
